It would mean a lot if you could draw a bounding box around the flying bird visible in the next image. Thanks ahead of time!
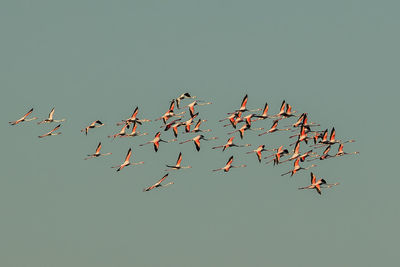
[181,100,212,117]
[155,99,185,124]
[116,106,151,126]
[165,152,192,171]
[246,144,275,163]
[9,108,38,125]
[298,172,339,195]
[212,156,246,172]
[253,102,271,120]
[212,136,250,151]
[179,134,217,151]
[228,94,261,114]
[176,92,196,109]
[81,120,104,135]
[188,119,211,133]
[111,148,144,172]
[281,158,317,177]
[38,124,62,138]
[140,132,177,152]
[37,107,66,124]
[120,122,148,138]
[108,124,129,139]
[258,119,290,136]
[333,144,360,158]
[143,173,174,192]
[85,142,112,160]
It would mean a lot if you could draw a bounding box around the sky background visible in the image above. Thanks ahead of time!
[1,0,399,266]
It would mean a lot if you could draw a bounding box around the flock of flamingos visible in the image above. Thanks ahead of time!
[9,93,359,194]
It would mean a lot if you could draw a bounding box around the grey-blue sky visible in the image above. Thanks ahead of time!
[1,1,398,266]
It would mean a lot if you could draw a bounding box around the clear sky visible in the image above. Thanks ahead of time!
[1,1,398,266]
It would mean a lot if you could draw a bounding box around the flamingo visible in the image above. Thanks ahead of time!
[85,142,112,160]
[287,113,319,130]
[254,102,271,120]
[308,145,333,162]
[37,107,66,124]
[140,132,177,152]
[81,120,104,135]
[228,94,261,114]
[111,148,144,172]
[120,122,148,138]
[170,121,185,138]
[298,172,339,195]
[155,99,185,124]
[38,124,62,138]
[176,92,196,109]
[280,103,297,118]
[165,152,192,171]
[287,113,306,129]
[334,144,360,157]
[212,136,251,151]
[281,141,314,163]
[272,100,297,119]
[9,108,38,125]
[179,134,218,151]
[272,100,287,118]
[108,124,129,139]
[161,118,182,131]
[143,174,174,192]
[246,144,274,163]
[312,130,326,145]
[181,100,212,117]
[189,119,211,133]
[264,145,289,165]
[117,106,151,126]
[258,120,290,136]
[212,156,246,172]
[220,113,239,129]
[182,112,198,132]
[223,111,244,129]
[289,125,311,146]
[241,113,257,127]
[281,158,317,177]
[316,127,355,148]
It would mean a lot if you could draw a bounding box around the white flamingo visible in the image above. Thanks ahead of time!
[37,107,66,124]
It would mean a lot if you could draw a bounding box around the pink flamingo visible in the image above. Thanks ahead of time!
[298,172,339,195]
[212,156,246,172]
[258,120,290,136]
[179,134,218,151]
[281,158,316,177]
[140,132,177,152]
[38,124,62,138]
[165,152,192,171]
[246,144,274,163]
[85,142,112,160]
[9,108,38,125]
[143,174,174,192]
[81,120,104,135]
[212,136,251,151]
[111,148,144,172]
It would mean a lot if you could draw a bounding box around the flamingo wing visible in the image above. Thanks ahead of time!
[311,172,316,184]
[240,94,248,110]
[176,152,183,167]
[194,139,201,151]
[48,108,55,120]
[95,142,102,154]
